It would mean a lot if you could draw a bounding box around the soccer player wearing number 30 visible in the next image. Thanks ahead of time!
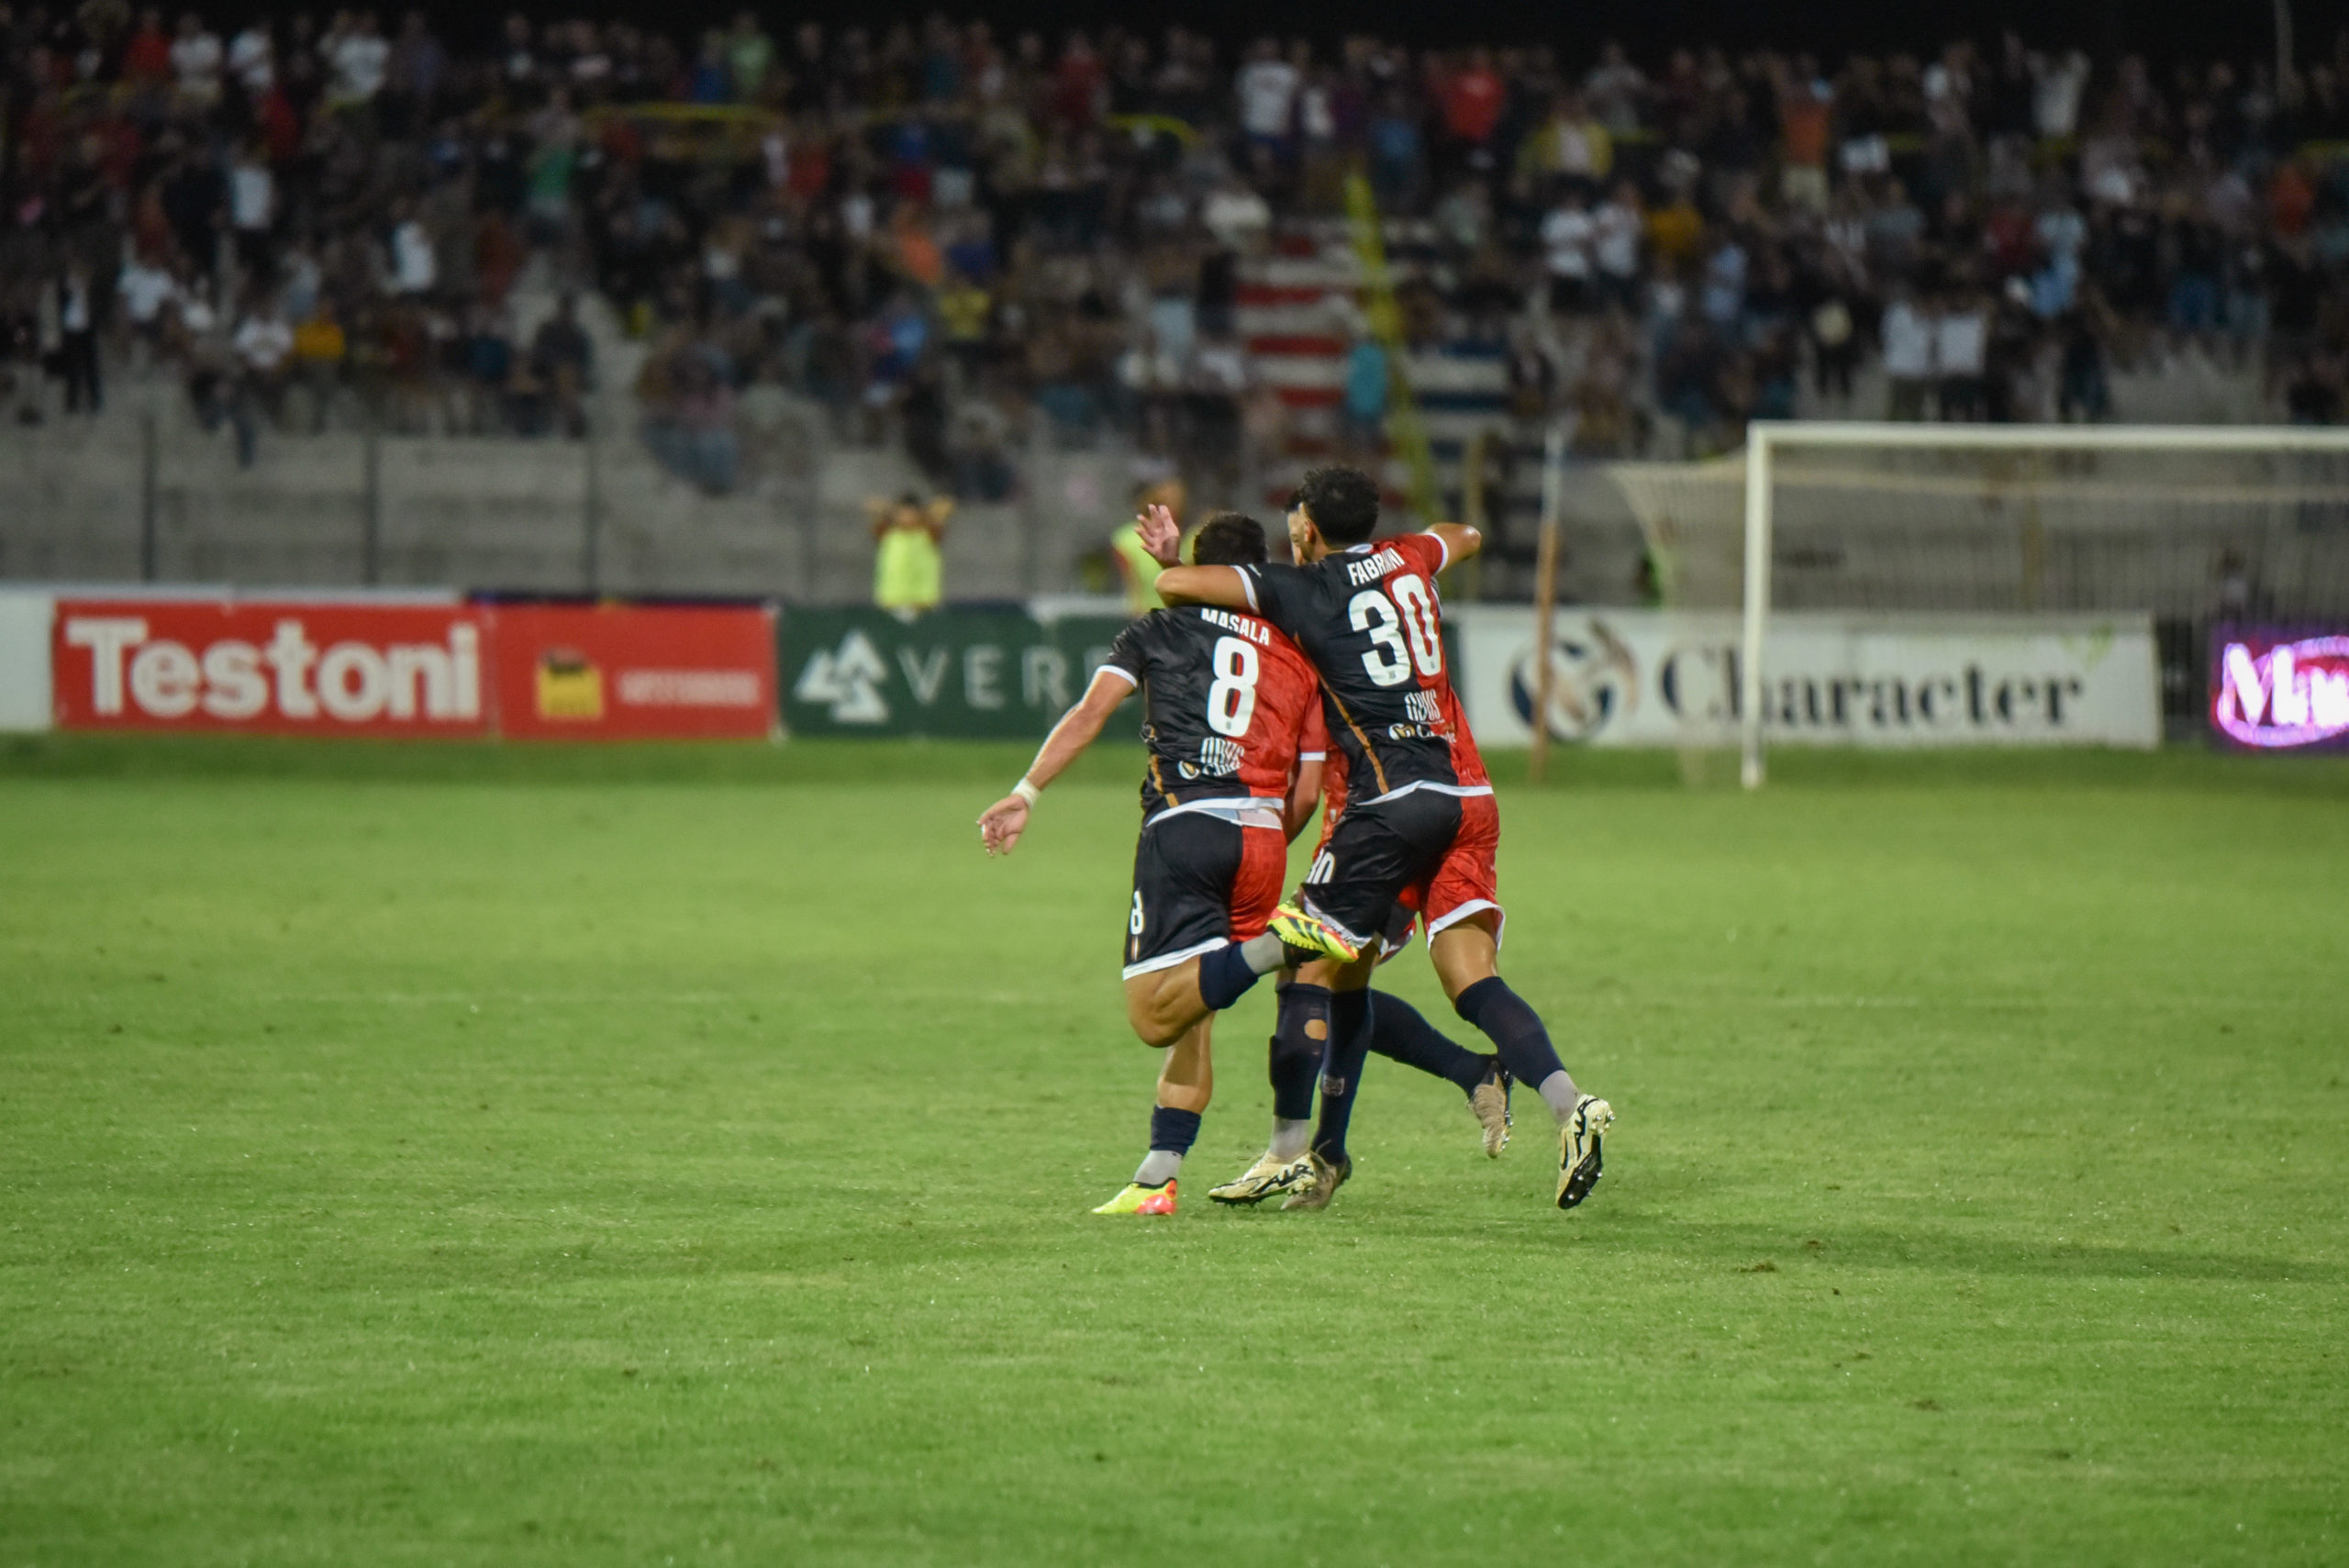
[1148,466,1615,1212]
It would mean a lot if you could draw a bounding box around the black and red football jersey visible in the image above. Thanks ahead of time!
[1237,532,1489,803]
[1099,605,1320,818]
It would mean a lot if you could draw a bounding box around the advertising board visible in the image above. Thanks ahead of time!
[492,604,774,740]
[1453,607,2160,749]
[0,589,51,732]
[52,598,492,736]
[2209,625,2349,752]
[782,607,1137,740]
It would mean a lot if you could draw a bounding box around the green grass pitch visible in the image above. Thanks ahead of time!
[3,735,2345,1565]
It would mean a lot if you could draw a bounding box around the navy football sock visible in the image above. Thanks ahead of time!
[1367,989,1492,1097]
[1453,976,1577,1122]
[1196,942,1265,1011]
[1267,982,1329,1121]
[1311,988,1374,1161]
[1135,1106,1203,1185]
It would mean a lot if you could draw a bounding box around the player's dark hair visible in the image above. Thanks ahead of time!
[1292,465,1381,545]
[1191,511,1268,567]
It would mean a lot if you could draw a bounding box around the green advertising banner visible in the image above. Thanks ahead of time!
[780,607,1141,739]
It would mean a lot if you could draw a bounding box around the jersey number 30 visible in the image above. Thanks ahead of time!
[1349,577,1442,687]
[1207,636,1260,737]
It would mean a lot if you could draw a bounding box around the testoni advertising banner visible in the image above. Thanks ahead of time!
[2210,624,2349,752]
[783,607,1138,739]
[1453,606,2160,749]
[493,604,774,740]
[53,598,491,736]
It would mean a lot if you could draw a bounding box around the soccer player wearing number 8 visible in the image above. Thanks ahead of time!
[977,513,1321,1216]
[1150,466,1616,1213]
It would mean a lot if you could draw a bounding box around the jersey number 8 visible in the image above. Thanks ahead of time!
[1348,576,1443,687]
[1206,635,1260,738]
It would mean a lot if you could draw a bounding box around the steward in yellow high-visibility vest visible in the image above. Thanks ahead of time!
[870,495,953,614]
[1111,476,1187,613]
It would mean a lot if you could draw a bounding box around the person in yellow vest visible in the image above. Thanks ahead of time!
[869,493,953,617]
[1109,474,1186,613]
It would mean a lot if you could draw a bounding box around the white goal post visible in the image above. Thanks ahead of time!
[1737,422,2349,788]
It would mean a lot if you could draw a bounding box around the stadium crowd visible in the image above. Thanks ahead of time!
[3,8,2348,486]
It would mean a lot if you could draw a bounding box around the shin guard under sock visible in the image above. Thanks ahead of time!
[1311,988,1374,1160]
[1267,982,1330,1121]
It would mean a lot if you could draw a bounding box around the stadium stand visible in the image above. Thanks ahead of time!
[1,12,2344,586]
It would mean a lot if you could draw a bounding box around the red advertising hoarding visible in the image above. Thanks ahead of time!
[50,598,777,740]
[485,603,775,740]
[53,599,491,736]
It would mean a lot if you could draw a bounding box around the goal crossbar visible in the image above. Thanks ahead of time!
[1739,422,2349,788]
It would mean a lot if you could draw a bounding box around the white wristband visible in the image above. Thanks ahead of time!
[1012,778,1042,807]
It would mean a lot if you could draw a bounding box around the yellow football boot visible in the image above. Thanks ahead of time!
[1092,1180,1177,1216]
[1267,901,1363,964]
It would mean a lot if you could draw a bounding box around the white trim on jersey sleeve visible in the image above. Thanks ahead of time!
[1299,751,1326,761]
[1094,663,1140,687]
[1236,567,1260,612]
[1427,530,1452,573]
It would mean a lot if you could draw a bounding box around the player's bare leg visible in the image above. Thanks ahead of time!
[1430,914,1613,1209]
[1095,1018,1215,1216]
[1121,929,1297,1047]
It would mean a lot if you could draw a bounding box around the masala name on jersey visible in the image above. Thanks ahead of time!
[1100,606,1319,817]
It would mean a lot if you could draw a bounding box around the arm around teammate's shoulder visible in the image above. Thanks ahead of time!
[1150,564,1255,609]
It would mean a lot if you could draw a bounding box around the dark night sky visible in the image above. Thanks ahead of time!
[384,0,2315,69]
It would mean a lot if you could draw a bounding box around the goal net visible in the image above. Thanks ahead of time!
[1601,424,2349,784]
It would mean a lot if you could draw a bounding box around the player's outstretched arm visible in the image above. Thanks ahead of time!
[977,667,1133,856]
[1427,521,1483,564]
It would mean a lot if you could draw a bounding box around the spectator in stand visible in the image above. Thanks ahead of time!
[1809,287,1860,406]
[1341,332,1389,459]
[228,141,275,286]
[169,11,224,111]
[229,293,295,463]
[1541,190,1598,316]
[1235,39,1299,162]
[2058,301,2114,422]
[1882,289,1939,419]
[1776,58,1833,211]
[1936,288,1991,419]
[117,253,182,372]
[122,8,173,90]
[328,11,390,111]
[1438,48,1508,174]
[1591,181,1645,314]
[291,302,348,433]
[529,294,596,438]
[55,265,104,415]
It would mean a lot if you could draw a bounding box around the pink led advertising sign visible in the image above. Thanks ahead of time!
[2210,627,2349,751]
